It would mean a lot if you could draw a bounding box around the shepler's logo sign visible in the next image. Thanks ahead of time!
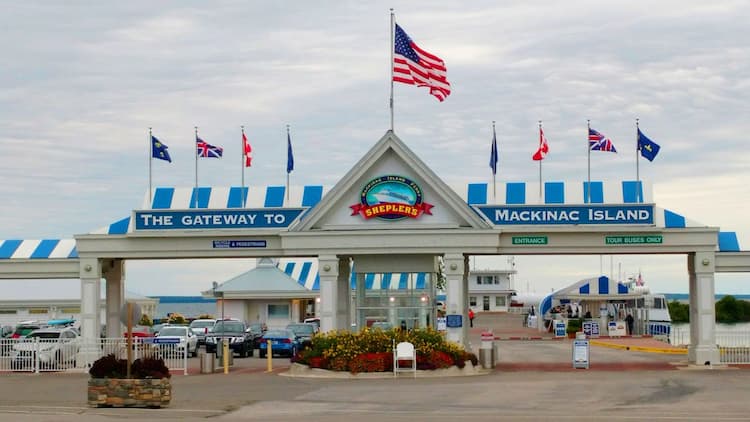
[350,175,433,220]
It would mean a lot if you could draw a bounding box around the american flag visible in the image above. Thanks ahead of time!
[243,132,252,167]
[588,128,617,153]
[393,23,450,102]
[196,137,223,158]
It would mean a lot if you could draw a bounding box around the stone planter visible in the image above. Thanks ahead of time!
[88,378,171,408]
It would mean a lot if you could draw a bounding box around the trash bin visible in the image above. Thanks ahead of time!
[200,352,215,374]
[479,331,494,369]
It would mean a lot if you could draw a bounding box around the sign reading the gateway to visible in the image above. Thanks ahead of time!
[605,235,663,245]
[476,204,654,225]
[350,175,433,220]
[134,209,304,230]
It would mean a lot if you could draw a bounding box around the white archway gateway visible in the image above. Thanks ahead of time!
[1,130,749,367]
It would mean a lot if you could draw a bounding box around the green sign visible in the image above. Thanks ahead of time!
[512,236,548,245]
[605,235,663,245]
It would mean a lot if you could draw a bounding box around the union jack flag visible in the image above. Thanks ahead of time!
[196,137,223,158]
[588,128,617,153]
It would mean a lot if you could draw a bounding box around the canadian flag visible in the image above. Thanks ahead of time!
[532,127,549,161]
[243,132,252,167]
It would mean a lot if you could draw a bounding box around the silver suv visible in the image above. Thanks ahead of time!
[12,327,79,369]
[188,319,216,345]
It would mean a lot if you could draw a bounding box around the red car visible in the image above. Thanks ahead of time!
[123,325,155,338]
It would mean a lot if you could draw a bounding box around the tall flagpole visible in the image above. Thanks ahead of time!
[148,127,153,207]
[194,126,199,208]
[286,124,291,205]
[587,119,591,204]
[492,121,497,201]
[241,125,246,207]
[538,121,543,201]
[389,9,395,132]
[635,118,641,203]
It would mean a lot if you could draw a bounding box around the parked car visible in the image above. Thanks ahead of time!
[303,317,320,332]
[155,325,198,357]
[246,322,267,349]
[370,321,393,330]
[11,327,79,369]
[10,321,45,339]
[258,329,300,358]
[123,325,155,339]
[285,323,317,343]
[188,318,216,346]
[204,319,253,358]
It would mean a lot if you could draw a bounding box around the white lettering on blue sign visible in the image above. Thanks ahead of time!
[134,209,304,230]
[477,205,653,225]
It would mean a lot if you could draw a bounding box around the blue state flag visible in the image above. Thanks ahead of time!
[151,135,172,162]
[286,132,294,173]
[638,129,661,162]
[489,131,498,175]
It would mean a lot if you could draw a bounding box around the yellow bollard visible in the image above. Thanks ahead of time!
[222,339,229,374]
[266,341,273,372]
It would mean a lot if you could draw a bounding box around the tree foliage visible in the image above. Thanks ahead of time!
[715,295,750,323]
[668,300,689,323]
[137,314,153,326]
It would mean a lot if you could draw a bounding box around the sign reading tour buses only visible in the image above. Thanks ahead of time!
[476,204,654,225]
[350,175,433,220]
[134,209,304,230]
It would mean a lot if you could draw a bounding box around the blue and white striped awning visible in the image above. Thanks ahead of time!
[0,239,78,259]
[276,258,430,292]
[539,275,637,316]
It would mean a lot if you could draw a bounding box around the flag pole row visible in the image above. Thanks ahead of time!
[147,127,295,207]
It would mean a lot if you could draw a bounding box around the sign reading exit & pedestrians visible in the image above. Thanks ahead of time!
[605,235,663,245]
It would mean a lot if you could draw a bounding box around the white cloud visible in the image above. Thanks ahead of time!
[1,1,749,295]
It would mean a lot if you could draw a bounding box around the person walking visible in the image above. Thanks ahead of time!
[468,309,475,328]
[625,313,635,335]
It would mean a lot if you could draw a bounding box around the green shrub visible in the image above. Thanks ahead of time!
[295,327,476,372]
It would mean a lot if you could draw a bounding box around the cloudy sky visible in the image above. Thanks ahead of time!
[2,1,749,297]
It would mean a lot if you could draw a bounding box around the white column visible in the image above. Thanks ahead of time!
[355,272,365,331]
[337,257,351,330]
[318,255,340,333]
[687,252,720,365]
[79,258,101,367]
[103,259,125,338]
[444,253,467,347]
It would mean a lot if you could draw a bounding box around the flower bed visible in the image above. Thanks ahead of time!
[87,354,171,408]
[291,328,478,374]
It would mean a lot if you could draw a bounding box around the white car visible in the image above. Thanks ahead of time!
[155,326,198,357]
[12,327,79,369]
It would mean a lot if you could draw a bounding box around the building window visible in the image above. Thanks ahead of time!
[28,309,48,314]
[495,296,506,307]
[267,304,289,318]
[475,276,481,285]
[0,310,17,314]
[469,296,477,307]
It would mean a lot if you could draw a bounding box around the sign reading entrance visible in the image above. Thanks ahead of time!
[134,209,304,230]
[512,236,548,245]
[605,235,663,245]
[350,175,433,220]
[475,204,654,225]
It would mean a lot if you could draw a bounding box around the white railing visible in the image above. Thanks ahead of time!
[667,326,750,364]
[1,338,189,375]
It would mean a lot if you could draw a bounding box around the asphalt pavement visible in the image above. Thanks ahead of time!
[1,314,747,421]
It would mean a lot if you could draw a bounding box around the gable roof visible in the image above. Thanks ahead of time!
[207,258,315,299]
[293,130,490,231]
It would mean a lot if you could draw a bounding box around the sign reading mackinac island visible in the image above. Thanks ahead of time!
[476,204,654,226]
[134,209,304,230]
[350,175,433,221]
